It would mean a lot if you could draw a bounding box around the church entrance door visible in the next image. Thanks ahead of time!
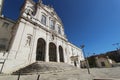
[36,38,46,61]
[59,46,64,62]
[49,42,57,62]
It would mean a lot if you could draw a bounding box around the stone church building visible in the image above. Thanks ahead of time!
[0,0,84,73]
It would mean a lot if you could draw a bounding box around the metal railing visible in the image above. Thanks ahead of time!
[16,71,41,80]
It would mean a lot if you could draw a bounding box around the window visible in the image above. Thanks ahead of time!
[0,38,8,50]
[2,22,9,28]
[50,20,55,30]
[58,26,61,34]
[41,15,46,25]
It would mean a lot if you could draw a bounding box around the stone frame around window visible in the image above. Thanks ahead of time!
[58,25,61,34]
[41,14,47,26]
[50,19,55,30]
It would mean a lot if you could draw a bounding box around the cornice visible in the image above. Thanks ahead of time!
[68,42,82,51]
[20,16,67,42]
[39,4,63,27]
[25,0,64,28]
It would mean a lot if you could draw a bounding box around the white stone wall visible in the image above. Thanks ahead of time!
[0,0,84,73]
[66,42,84,67]
[0,17,15,73]
[0,17,14,51]
[22,0,65,39]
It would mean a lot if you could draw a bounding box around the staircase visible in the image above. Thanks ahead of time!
[13,61,77,74]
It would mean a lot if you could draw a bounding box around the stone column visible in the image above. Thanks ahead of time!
[57,44,60,62]
[63,42,68,63]
[63,48,67,63]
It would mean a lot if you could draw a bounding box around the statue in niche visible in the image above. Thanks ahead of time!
[25,34,32,46]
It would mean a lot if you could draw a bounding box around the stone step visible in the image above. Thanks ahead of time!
[93,79,120,80]
[13,61,77,74]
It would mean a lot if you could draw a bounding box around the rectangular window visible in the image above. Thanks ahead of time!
[58,26,61,34]
[41,15,46,25]
[2,22,9,28]
[50,20,55,30]
[0,38,8,51]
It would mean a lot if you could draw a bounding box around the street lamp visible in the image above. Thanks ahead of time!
[80,45,90,74]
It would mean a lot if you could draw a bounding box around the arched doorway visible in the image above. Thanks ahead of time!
[59,46,64,62]
[36,38,46,61]
[49,42,57,62]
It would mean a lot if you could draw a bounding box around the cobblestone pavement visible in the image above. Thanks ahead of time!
[90,67,120,80]
[0,67,120,80]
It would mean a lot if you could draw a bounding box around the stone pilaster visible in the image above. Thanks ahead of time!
[45,33,49,62]
[63,48,67,63]
[57,44,60,62]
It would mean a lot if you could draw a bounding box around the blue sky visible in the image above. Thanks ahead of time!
[2,0,120,56]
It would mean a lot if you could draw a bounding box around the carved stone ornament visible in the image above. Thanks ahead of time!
[25,6,34,16]
[25,4,37,16]
[25,34,32,46]
[50,34,55,41]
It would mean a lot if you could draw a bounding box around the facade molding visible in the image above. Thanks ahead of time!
[0,0,84,74]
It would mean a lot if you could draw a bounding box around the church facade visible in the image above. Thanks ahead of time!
[0,0,84,74]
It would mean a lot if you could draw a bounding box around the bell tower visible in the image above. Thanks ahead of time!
[0,0,4,16]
